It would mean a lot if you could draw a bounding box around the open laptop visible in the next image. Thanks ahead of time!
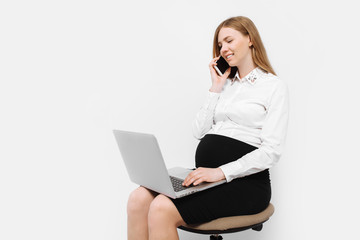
[113,130,226,199]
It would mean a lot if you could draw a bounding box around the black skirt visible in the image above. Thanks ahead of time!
[171,134,271,225]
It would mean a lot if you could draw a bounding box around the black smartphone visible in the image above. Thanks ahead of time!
[214,56,230,76]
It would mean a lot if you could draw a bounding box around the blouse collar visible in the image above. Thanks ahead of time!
[233,67,262,85]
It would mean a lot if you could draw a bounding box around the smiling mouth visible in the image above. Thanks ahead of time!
[226,54,234,59]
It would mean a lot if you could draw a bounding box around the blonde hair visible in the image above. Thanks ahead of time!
[213,16,276,76]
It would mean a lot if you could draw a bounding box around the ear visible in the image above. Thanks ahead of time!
[247,35,253,47]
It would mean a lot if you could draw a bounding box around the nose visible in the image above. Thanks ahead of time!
[220,44,229,57]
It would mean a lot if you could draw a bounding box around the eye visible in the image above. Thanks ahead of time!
[227,40,233,43]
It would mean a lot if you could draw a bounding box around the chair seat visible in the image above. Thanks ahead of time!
[178,203,274,234]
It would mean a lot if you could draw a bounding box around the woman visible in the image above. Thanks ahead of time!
[126,16,289,240]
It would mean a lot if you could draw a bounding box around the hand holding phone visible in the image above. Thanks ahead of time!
[209,56,232,93]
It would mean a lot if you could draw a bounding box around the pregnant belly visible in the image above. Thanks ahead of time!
[195,134,257,168]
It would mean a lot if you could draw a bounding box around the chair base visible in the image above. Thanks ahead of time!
[252,224,263,231]
[206,223,263,239]
[210,235,223,240]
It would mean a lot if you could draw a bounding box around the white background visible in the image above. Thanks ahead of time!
[1,0,359,239]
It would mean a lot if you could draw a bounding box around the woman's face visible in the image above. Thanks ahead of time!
[218,27,252,67]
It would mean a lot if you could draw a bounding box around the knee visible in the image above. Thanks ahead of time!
[148,195,180,227]
[148,194,173,215]
[127,187,155,216]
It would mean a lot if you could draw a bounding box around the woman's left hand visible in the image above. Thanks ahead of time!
[182,167,226,186]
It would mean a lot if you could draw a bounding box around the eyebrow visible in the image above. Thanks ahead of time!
[218,36,232,45]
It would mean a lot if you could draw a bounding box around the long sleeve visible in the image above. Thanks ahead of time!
[192,91,220,139]
[219,80,289,182]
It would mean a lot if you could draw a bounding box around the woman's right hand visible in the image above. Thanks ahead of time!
[209,56,231,93]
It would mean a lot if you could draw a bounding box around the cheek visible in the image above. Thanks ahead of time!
[234,42,250,56]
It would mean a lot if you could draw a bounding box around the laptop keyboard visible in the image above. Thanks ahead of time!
[170,176,191,192]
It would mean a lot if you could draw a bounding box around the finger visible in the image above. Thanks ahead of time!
[193,177,205,186]
[182,176,191,186]
[188,172,205,186]
[182,173,190,186]
[183,168,205,186]
[185,172,203,186]
[209,62,217,69]
[182,171,197,186]
[222,67,231,79]
[213,57,220,65]
[184,177,195,186]
[209,57,220,66]
[209,65,218,74]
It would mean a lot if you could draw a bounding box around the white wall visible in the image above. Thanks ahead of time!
[1,0,359,239]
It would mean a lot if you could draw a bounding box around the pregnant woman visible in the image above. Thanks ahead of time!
[126,16,289,240]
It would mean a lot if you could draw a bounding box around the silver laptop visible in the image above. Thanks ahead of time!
[113,130,226,199]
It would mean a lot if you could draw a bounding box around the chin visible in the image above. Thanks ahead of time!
[227,59,239,67]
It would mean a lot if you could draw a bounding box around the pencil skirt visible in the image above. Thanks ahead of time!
[170,134,271,225]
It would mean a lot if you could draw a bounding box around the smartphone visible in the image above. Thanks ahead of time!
[214,56,230,76]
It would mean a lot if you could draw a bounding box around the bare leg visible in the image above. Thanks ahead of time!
[148,194,186,240]
[127,186,157,240]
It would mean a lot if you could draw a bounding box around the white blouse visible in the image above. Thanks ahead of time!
[192,67,289,182]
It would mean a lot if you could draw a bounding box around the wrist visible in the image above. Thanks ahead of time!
[217,168,226,180]
[209,85,223,93]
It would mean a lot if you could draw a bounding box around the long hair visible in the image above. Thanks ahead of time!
[213,16,276,76]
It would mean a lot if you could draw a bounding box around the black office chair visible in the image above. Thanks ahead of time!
[178,203,274,240]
